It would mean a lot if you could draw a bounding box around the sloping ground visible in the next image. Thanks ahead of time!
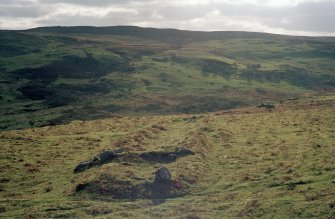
[1,27,335,130]
[0,95,334,218]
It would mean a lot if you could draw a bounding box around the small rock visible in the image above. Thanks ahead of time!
[99,150,117,163]
[186,213,202,219]
[44,185,52,193]
[113,148,126,154]
[75,183,87,192]
[286,168,293,174]
[329,200,335,209]
[168,154,178,161]
[0,178,10,183]
[121,162,131,166]
[74,160,94,173]
[155,167,172,182]
[0,206,5,213]
[175,147,195,156]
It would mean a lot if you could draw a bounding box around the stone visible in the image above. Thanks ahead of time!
[99,150,117,163]
[175,147,195,156]
[155,167,172,182]
[74,160,94,173]
[75,183,87,192]
[168,154,178,161]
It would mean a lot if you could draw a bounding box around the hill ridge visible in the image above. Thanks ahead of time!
[0,25,334,130]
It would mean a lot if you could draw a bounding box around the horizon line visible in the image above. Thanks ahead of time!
[2,25,335,38]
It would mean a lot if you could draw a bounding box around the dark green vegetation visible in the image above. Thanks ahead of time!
[0,96,334,218]
[1,26,335,130]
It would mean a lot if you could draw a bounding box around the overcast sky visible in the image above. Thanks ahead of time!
[0,0,334,36]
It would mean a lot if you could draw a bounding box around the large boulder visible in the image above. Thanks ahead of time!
[155,167,172,182]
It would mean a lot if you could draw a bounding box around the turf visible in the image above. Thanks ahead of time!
[0,95,334,218]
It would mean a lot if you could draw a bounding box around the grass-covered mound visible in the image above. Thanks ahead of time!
[0,95,334,218]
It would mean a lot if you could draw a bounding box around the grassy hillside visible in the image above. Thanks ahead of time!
[0,95,334,218]
[0,26,335,130]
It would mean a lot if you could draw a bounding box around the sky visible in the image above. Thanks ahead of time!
[0,0,335,36]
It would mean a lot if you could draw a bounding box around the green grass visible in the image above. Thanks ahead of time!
[0,26,334,218]
[0,95,334,218]
[0,27,334,130]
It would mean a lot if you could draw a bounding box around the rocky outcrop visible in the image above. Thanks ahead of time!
[74,147,195,173]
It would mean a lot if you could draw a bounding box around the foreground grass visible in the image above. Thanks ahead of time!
[0,95,334,218]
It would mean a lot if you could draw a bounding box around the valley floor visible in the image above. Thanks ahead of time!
[0,95,334,218]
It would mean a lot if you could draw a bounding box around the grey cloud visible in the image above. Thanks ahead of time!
[39,12,138,27]
[0,0,334,36]
[211,1,335,32]
[0,0,34,4]
[276,1,335,32]
[227,1,335,33]
[36,0,153,6]
[37,0,115,6]
[156,5,213,20]
[0,5,47,18]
